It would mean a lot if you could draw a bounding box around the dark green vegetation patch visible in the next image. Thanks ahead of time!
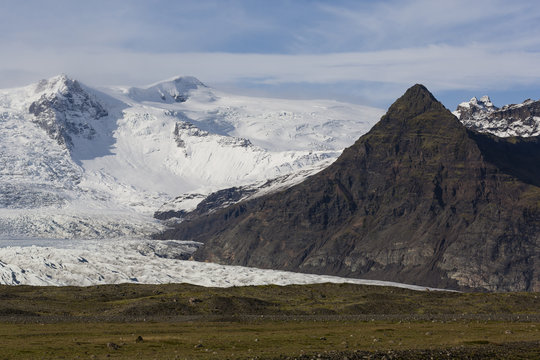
[0,282,539,321]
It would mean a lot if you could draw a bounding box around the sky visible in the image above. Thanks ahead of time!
[1,0,540,109]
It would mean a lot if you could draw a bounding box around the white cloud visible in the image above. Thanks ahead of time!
[314,0,538,51]
[1,0,540,106]
[3,44,539,90]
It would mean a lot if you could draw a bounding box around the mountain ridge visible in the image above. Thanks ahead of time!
[161,84,540,291]
[0,74,383,239]
[455,95,540,137]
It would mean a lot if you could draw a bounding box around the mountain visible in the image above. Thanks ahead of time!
[158,93,540,222]
[0,74,382,239]
[161,85,540,292]
[28,75,108,148]
[454,95,540,137]
[127,76,211,103]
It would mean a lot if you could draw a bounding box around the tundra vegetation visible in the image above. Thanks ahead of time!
[0,283,539,359]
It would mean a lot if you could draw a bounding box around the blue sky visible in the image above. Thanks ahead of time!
[1,0,540,109]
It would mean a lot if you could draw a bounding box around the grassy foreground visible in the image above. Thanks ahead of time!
[0,283,539,359]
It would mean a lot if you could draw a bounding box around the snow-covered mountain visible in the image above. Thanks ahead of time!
[454,95,540,137]
[0,74,383,239]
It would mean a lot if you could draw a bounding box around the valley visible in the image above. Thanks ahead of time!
[0,75,539,358]
[0,76,539,293]
[4,2,540,359]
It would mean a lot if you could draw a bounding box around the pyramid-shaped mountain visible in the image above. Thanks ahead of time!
[161,85,540,291]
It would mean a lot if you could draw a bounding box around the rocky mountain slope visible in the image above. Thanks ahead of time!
[161,85,540,292]
[454,95,540,137]
[0,75,382,239]
[157,94,540,223]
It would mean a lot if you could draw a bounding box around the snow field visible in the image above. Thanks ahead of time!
[0,75,383,239]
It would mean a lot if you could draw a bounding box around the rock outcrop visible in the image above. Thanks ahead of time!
[29,75,108,148]
[455,96,540,137]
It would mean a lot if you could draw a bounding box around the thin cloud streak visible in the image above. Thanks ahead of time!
[1,0,540,107]
[3,45,539,91]
[314,0,538,51]
[3,0,538,55]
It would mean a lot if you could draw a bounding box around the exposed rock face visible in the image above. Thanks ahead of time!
[154,164,330,221]
[29,75,108,148]
[455,95,497,119]
[172,121,253,154]
[155,186,255,221]
[455,96,540,137]
[160,85,540,291]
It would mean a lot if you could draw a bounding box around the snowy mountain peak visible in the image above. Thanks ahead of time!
[34,74,72,94]
[479,95,492,105]
[32,75,96,102]
[460,95,496,111]
[127,75,211,103]
[170,75,206,87]
[455,95,540,137]
[453,94,498,120]
[28,75,108,148]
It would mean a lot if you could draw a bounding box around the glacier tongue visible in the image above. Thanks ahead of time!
[0,238,441,290]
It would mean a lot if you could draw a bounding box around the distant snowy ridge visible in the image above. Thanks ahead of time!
[0,239,443,291]
[0,74,383,239]
[454,95,540,137]
[127,76,213,103]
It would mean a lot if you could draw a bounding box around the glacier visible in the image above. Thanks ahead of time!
[0,238,443,290]
[0,74,408,289]
[0,74,383,239]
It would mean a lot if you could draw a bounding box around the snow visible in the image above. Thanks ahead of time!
[0,75,391,290]
[0,75,383,239]
[479,95,492,106]
[0,238,444,291]
[156,159,334,218]
[127,76,213,103]
[454,95,540,137]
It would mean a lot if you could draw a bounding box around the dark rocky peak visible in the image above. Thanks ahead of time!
[384,84,446,120]
[160,84,540,292]
[29,75,108,148]
[358,84,467,155]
